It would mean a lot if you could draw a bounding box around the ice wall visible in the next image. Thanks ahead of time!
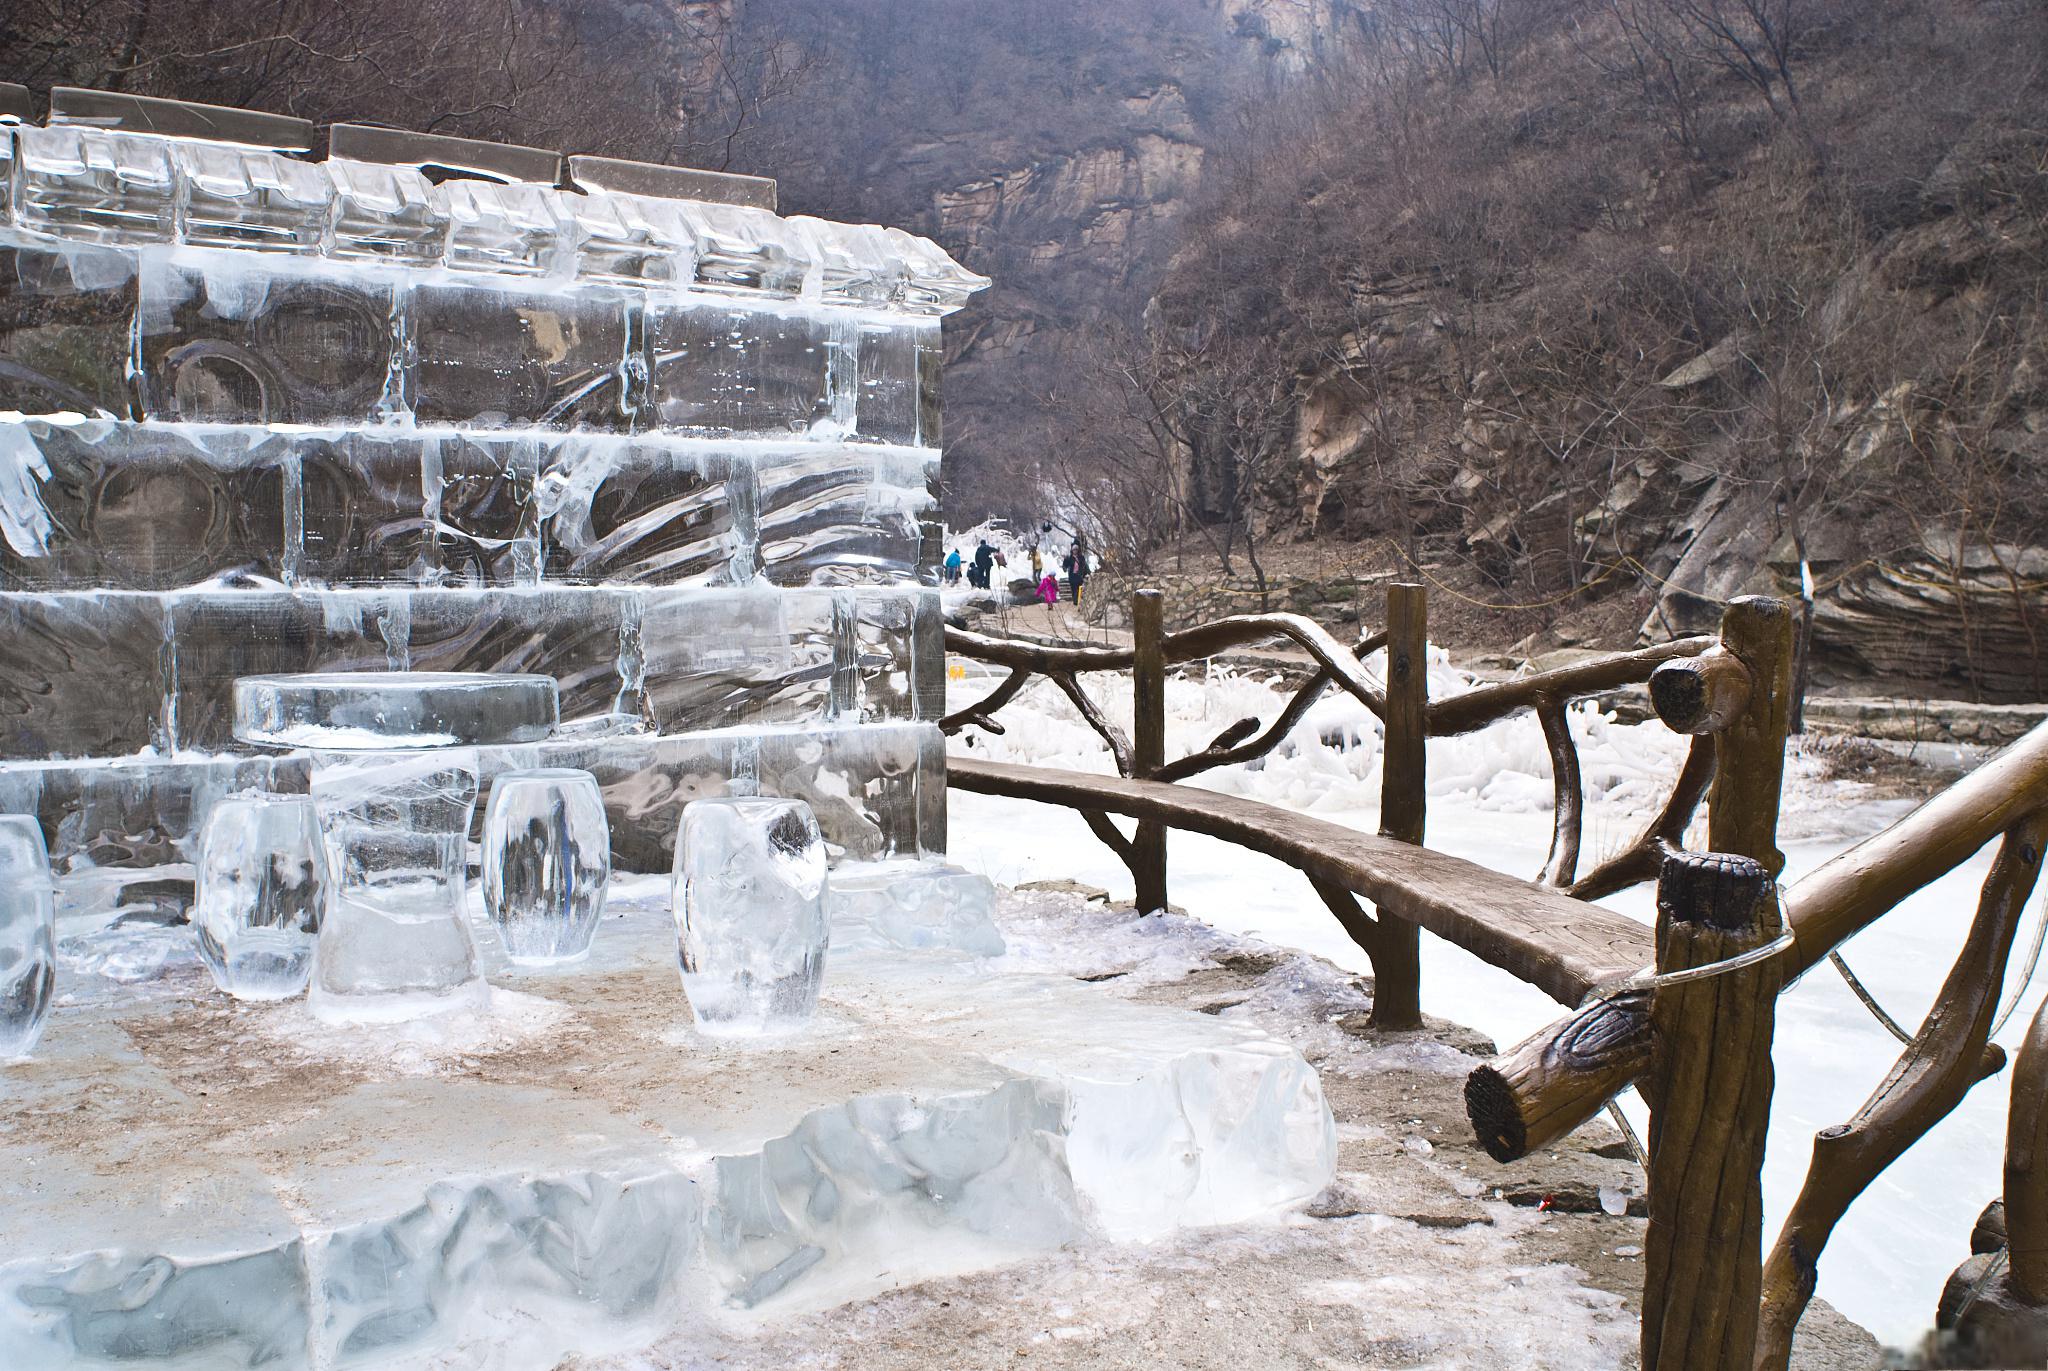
[0,105,985,894]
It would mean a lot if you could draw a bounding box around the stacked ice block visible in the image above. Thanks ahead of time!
[0,87,986,914]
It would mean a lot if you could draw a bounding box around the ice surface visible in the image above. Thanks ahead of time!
[566,187,696,287]
[410,280,634,430]
[0,590,169,760]
[537,437,746,585]
[0,893,1330,1369]
[481,767,610,964]
[137,248,399,426]
[0,235,137,417]
[0,815,56,1058]
[438,177,567,278]
[193,793,325,1000]
[852,317,940,449]
[674,796,829,1035]
[13,124,177,244]
[234,670,560,750]
[307,749,487,1021]
[827,859,1004,957]
[172,141,331,254]
[323,158,446,266]
[646,298,848,438]
[675,201,811,297]
[753,443,936,587]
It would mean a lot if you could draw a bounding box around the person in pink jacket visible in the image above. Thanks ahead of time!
[1037,573,1059,606]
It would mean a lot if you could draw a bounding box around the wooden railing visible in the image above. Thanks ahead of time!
[945,582,2048,1371]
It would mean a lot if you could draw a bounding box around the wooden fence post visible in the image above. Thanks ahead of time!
[1708,596,1795,877]
[1373,582,1426,1028]
[1132,588,1168,913]
[1642,850,1784,1371]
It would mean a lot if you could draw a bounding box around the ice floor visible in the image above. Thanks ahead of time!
[0,878,1333,1371]
[945,656,2030,1351]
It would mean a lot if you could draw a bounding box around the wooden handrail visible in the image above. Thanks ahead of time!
[1784,720,2048,977]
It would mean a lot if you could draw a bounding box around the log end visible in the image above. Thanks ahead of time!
[1465,1064,1529,1163]
[1657,850,1773,932]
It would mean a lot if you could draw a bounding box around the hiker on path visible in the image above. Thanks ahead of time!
[972,539,997,591]
[1037,572,1058,606]
[944,548,962,585]
[1063,541,1089,605]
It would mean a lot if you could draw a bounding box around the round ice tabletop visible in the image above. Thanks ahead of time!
[231,671,561,751]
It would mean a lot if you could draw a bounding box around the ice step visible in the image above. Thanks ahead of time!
[0,584,938,758]
[0,898,1335,1370]
[233,670,560,750]
[0,721,946,904]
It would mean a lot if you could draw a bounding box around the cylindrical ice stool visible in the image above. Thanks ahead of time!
[673,796,829,1036]
[307,749,486,1022]
[0,816,56,1060]
[195,794,327,1001]
[482,769,610,966]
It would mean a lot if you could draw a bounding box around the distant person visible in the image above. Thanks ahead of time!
[1037,572,1059,606]
[944,548,963,585]
[1063,541,1089,605]
[1029,544,1043,584]
[972,539,997,591]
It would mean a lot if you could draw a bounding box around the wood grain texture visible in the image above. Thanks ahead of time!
[1756,811,2045,1370]
[1466,989,1651,1162]
[949,757,1651,1007]
[1642,851,1783,1371]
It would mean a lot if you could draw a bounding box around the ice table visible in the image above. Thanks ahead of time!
[0,900,1336,1370]
[232,672,562,1020]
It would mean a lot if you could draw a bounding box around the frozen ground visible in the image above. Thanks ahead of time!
[944,651,2037,1353]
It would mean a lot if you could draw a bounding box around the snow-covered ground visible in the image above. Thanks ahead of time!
[945,649,2039,1351]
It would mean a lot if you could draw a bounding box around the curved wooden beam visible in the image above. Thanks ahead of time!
[2008,986,2048,1305]
[1537,701,1583,888]
[1156,627,1390,783]
[1568,735,1716,902]
[1786,721,2048,978]
[1756,812,2047,1371]
[949,757,1650,1007]
[1046,669,1134,777]
[1427,637,1714,737]
[946,625,1133,674]
[938,665,1030,737]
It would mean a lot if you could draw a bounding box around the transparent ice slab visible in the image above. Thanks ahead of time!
[673,796,829,1035]
[410,280,635,431]
[137,248,399,426]
[537,436,743,586]
[753,444,937,588]
[827,859,1004,958]
[13,124,177,245]
[0,420,283,593]
[0,591,169,760]
[323,158,446,267]
[234,671,560,751]
[438,178,567,278]
[172,141,331,254]
[645,299,848,438]
[0,815,56,1058]
[0,234,138,417]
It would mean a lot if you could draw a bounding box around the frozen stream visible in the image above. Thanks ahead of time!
[946,652,2034,1352]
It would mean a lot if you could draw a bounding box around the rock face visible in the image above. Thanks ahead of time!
[735,0,1354,514]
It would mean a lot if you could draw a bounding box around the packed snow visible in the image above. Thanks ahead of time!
[945,649,2038,1351]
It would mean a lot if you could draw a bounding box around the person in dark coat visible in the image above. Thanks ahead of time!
[972,539,997,590]
[1063,540,1089,605]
